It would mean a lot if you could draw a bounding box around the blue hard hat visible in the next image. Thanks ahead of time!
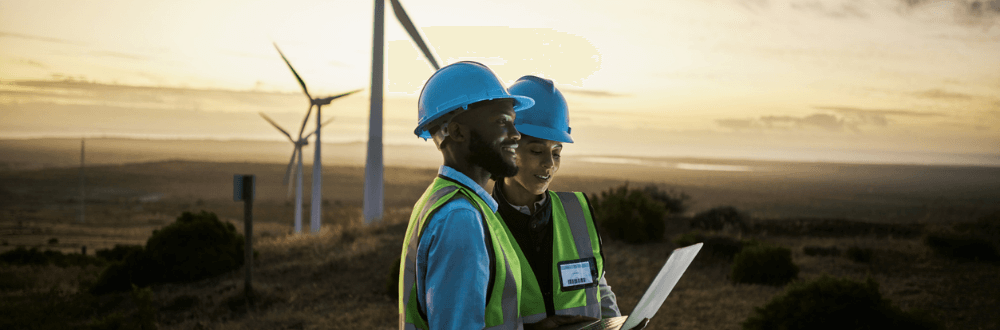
[507,75,573,143]
[415,61,534,140]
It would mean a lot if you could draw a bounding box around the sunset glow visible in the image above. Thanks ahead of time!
[2,0,998,166]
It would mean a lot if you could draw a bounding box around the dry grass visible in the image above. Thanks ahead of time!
[1,158,998,329]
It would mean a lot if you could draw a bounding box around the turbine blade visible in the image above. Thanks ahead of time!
[273,42,313,101]
[389,0,440,70]
[304,117,336,139]
[283,147,297,186]
[297,104,314,139]
[329,89,364,102]
[260,112,295,143]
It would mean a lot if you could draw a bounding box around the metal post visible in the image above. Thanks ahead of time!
[242,175,254,294]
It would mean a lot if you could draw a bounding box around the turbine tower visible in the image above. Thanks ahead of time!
[274,43,361,234]
[259,112,333,234]
[365,0,440,224]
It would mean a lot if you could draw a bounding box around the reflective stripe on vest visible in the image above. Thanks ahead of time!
[507,191,603,324]
[398,178,523,330]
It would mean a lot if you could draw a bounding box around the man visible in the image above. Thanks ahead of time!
[397,61,535,330]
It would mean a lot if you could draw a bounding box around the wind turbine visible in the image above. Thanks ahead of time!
[258,112,334,234]
[273,43,361,234]
[365,0,441,224]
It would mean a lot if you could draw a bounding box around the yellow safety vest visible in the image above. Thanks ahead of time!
[398,177,523,330]
[499,191,605,324]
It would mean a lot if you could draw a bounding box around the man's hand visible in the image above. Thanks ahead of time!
[525,315,599,330]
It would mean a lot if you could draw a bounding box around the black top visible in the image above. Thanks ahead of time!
[492,180,557,317]
[493,180,609,319]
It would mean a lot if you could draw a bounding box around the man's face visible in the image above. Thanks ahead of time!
[461,99,521,178]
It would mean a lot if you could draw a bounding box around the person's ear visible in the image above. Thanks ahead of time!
[447,121,467,143]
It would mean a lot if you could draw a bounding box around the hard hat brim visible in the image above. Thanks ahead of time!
[515,123,574,144]
[415,95,535,140]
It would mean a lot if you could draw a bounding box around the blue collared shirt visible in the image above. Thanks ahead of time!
[416,166,499,330]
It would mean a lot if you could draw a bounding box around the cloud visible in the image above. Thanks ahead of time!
[15,58,47,68]
[900,0,1000,12]
[0,31,80,45]
[898,0,1000,23]
[914,89,975,99]
[717,105,946,132]
[716,119,756,130]
[814,106,944,117]
[90,51,149,61]
[735,0,771,12]
[760,114,847,131]
[561,89,629,98]
[790,1,869,19]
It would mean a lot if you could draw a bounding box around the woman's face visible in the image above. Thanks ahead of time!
[509,134,562,196]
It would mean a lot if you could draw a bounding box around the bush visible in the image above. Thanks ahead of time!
[0,272,34,292]
[47,238,59,245]
[742,276,944,330]
[846,246,874,263]
[803,245,841,257]
[0,247,104,267]
[591,183,668,244]
[96,244,144,262]
[0,247,48,266]
[92,210,246,294]
[731,244,798,286]
[144,211,245,283]
[673,231,746,261]
[673,231,705,247]
[924,232,1000,262]
[640,185,690,214]
[691,206,748,233]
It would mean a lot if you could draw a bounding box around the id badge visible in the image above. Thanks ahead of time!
[557,257,598,291]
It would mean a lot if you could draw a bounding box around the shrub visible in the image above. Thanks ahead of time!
[48,238,59,245]
[96,244,144,262]
[0,272,34,292]
[0,247,104,267]
[673,231,745,261]
[803,245,841,257]
[924,232,1000,262]
[742,276,944,330]
[691,206,748,232]
[640,185,690,214]
[846,246,874,263]
[144,211,245,283]
[0,247,48,266]
[731,244,798,286]
[672,231,705,247]
[591,183,667,244]
[92,210,246,294]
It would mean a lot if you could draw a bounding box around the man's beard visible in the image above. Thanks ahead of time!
[467,130,518,178]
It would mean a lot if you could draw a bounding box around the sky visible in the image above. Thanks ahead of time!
[1,0,998,166]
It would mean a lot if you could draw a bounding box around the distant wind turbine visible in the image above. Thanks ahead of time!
[273,43,362,234]
[258,112,334,234]
[79,138,85,223]
[365,0,441,224]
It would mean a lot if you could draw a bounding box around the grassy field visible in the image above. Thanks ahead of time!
[2,139,999,329]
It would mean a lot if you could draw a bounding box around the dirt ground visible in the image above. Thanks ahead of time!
[2,139,999,329]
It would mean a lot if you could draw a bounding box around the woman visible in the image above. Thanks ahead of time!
[492,75,623,329]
